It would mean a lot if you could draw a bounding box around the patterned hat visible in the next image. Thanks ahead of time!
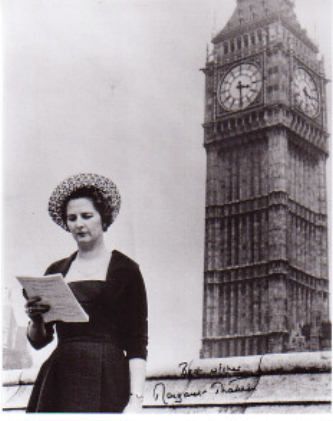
[48,173,121,231]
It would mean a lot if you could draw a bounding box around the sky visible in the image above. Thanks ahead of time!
[2,0,332,371]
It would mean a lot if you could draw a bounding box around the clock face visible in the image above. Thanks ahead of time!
[218,63,262,112]
[293,68,320,118]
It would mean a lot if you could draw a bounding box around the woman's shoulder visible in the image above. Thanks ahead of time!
[109,250,146,292]
[111,250,140,272]
[44,252,78,275]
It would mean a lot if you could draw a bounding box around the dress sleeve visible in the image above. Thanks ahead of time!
[121,266,148,360]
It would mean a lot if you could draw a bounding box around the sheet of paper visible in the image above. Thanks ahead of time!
[16,274,89,323]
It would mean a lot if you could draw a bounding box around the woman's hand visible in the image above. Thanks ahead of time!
[23,290,50,323]
[23,289,54,349]
[123,394,144,413]
[123,358,146,413]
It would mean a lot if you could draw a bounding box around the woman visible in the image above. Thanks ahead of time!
[24,173,148,413]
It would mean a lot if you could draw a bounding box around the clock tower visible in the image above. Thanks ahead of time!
[201,0,330,357]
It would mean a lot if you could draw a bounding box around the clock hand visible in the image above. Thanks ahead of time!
[236,81,251,107]
[237,81,243,107]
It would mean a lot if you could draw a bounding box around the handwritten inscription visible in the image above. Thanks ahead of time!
[210,380,256,394]
[152,379,256,405]
[153,382,207,405]
[178,360,242,379]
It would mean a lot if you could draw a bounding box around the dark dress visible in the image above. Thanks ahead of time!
[26,250,148,413]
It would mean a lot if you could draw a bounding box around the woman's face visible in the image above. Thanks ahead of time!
[66,197,104,247]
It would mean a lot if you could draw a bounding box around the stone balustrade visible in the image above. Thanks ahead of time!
[3,351,331,413]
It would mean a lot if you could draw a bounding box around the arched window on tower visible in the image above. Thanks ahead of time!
[257,29,262,43]
[264,27,269,44]
[244,34,249,48]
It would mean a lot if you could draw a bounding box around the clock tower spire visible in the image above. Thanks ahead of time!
[201,0,330,357]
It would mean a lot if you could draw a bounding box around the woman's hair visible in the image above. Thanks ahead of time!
[61,187,112,231]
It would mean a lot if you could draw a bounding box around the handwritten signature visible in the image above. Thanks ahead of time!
[153,382,207,405]
[153,380,256,405]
